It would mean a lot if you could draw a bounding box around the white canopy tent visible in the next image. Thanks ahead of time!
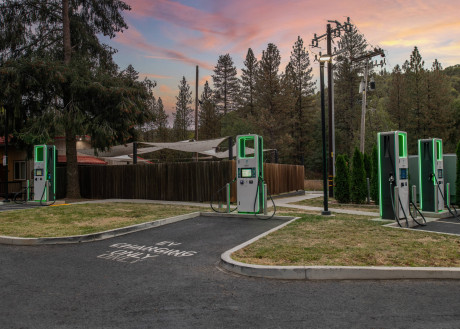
[76,137,272,162]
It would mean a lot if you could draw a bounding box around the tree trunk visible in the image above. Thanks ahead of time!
[65,125,80,198]
[62,0,80,198]
[62,0,71,65]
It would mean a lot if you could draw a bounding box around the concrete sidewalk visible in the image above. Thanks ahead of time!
[274,193,380,217]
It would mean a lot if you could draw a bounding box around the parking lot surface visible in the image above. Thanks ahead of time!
[414,216,460,236]
[1,215,460,328]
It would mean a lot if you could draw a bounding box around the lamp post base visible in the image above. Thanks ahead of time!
[321,210,331,216]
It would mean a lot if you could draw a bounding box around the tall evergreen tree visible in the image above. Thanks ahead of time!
[387,64,406,130]
[255,43,282,115]
[288,36,315,165]
[155,97,169,142]
[403,46,426,153]
[370,145,379,204]
[253,43,292,161]
[334,26,368,155]
[123,64,140,81]
[212,54,239,115]
[240,48,258,116]
[350,148,367,203]
[172,77,193,141]
[0,0,138,198]
[199,81,220,139]
[425,59,456,150]
[335,154,350,203]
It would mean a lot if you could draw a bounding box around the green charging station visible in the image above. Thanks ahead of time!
[377,131,409,220]
[236,134,264,214]
[34,145,56,203]
[418,138,444,213]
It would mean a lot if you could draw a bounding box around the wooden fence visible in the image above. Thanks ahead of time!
[58,160,304,202]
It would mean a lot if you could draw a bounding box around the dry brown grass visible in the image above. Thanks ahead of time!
[304,180,322,191]
[0,203,201,238]
[233,212,460,267]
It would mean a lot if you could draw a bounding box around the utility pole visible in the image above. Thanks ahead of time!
[360,61,369,153]
[195,65,199,162]
[351,47,385,153]
[312,17,353,198]
[195,65,199,141]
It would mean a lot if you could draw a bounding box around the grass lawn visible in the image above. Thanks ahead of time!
[233,212,460,267]
[0,203,201,238]
[293,196,379,212]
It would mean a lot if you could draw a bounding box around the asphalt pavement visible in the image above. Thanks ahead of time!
[1,215,460,328]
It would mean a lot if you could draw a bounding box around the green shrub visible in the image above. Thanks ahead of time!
[363,153,372,179]
[335,155,350,203]
[370,145,379,205]
[350,148,367,204]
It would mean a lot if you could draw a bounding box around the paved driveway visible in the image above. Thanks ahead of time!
[1,215,460,328]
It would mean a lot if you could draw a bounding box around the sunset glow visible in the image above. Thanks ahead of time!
[107,0,460,120]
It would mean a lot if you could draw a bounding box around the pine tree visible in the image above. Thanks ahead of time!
[363,152,372,179]
[334,26,368,155]
[253,43,292,162]
[335,154,350,203]
[155,97,169,142]
[199,81,220,139]
[403,46,426,153]
[255,43,281,115]
[240,48,258,116]
[387,64,406,130]
[425,60,456,150]
[172,77,193,141]
[0,0,137,199]
[288,36,315,165]
[350,148,367,203]
[123,64,139,82]
[370,145,379,204]
[212,54,239,115]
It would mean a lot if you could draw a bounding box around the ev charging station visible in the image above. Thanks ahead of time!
[377,131,410,221]
[236,134,264,214]
[418,138,444,213]
[34,145,56,203]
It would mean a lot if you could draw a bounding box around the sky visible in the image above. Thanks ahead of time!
[104,0,460,123]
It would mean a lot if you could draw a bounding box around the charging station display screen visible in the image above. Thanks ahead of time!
[241,169,252,178]
[35,169,43,176]
[438,169,443,178]
[400,168,407,180]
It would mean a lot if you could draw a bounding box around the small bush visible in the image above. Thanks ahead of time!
[363,153,372,179]
[351,148,367,204]
[334,155,350,203]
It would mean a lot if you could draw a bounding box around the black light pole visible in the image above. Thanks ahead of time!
[319,59,330,215]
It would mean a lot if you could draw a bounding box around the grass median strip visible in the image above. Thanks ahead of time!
[0,203,201,238]
[233,212,460,267]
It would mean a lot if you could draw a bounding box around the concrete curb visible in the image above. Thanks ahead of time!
[0,212,201,246]
[220,217,460,280]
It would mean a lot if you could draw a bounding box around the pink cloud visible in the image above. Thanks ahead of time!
[115,24,213,70]
[139,73,172,80]
[126,0,234,36]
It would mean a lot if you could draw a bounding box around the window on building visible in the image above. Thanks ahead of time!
[14,161,26,180]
